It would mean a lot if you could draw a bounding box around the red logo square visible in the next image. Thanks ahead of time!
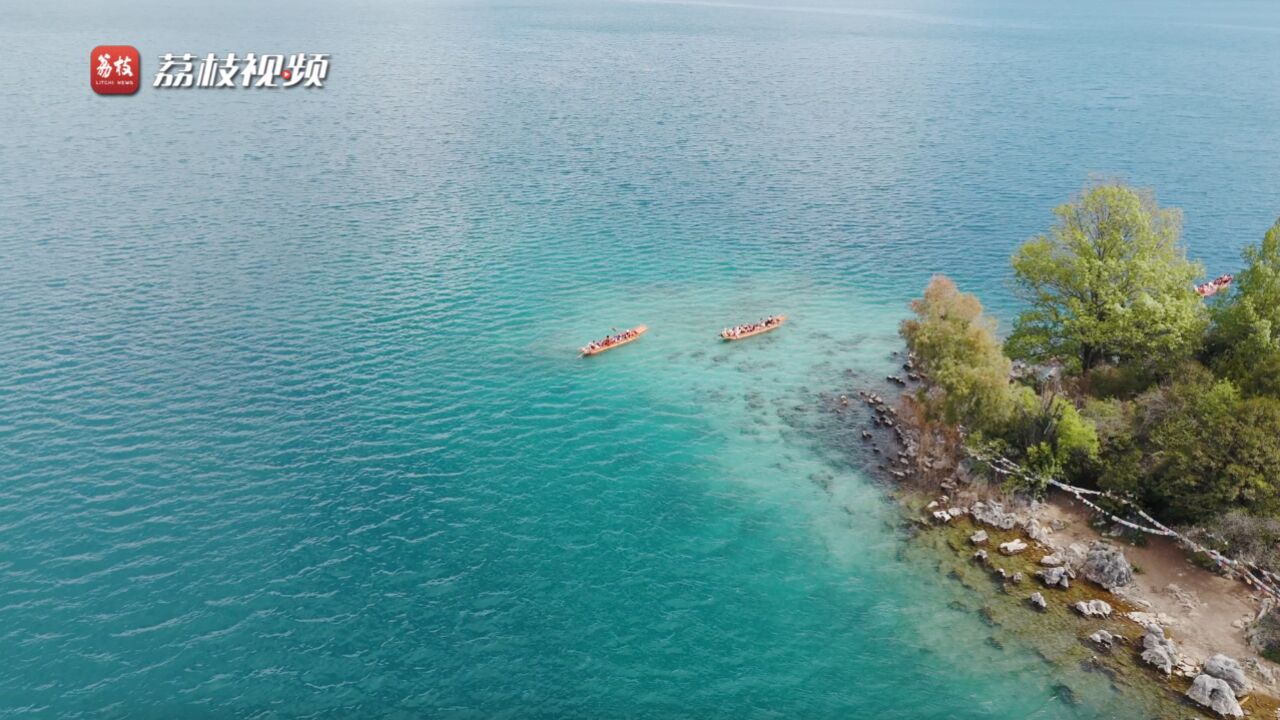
[91,45,140,95]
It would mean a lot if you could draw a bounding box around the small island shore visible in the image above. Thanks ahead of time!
[855,381,1280,718]
[894,479,1280,718]
[854,183,1280,718]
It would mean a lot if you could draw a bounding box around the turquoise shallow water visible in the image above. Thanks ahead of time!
[2,0,1280,717]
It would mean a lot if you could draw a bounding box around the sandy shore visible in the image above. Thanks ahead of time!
[1040,494,1278,690]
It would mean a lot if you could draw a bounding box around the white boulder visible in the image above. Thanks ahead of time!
[1073,599,1113,618]
[1185,674,1243,718]
[999,539,1028,556]
[1140,624,1178,675]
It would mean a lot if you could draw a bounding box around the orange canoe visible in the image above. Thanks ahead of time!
[721,315,786,341]
[580,325,648,356]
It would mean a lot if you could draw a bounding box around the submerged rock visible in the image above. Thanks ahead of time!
[1140,624,1178,675]
[1203,654,1249,694]
[1082,542,1133,590]
[1030,592,1048,611]
[1186,674,1243,717]
[999,539,1029,556]
[969,530,989,545]
[1073,599,1114,619]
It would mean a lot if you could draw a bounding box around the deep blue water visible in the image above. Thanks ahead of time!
[2,0,1279,717]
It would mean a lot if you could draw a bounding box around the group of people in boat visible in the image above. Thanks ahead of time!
[582,327,641,354]
[1196,274,1234,298]
[582,315,784,355]
[721,315,783,340]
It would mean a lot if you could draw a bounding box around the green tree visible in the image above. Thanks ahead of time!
[1006,184,1206,374]
[901,275,1013,432]
[1208,219,1280,397]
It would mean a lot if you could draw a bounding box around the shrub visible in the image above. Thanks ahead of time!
[1194,510,1280,575]
[1133,365,1280,523]
[901,275,1014,433]
[1251,609,1280,662]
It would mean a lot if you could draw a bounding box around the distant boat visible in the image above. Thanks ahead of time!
[1196,274,1233,298]
[720,315,786,341]
[580,325,647,356]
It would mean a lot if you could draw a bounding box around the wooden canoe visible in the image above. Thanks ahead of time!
[721,315,786,341]
[580,325,648,356]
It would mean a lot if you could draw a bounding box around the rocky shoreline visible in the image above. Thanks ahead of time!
[850,353,1280,719]
[922,496,1274,718]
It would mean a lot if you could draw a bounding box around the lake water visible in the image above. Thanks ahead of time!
[2,0,1279,717]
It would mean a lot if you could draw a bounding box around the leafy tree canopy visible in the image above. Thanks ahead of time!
[1006,183,1206,374]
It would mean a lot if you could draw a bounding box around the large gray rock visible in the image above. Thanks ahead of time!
[970,501,1018,531]
[1022,519,1052,544]
[1088,629,1116,647]
[1186,674,1243,718]
[1203,654,1249,694]
[1140,624,1178,675]
[1037,565,1072,589]
[1062,542,1089,569]
[969,530,989,545]
[1082,542,1133,590]
[1029,592,1047,611]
